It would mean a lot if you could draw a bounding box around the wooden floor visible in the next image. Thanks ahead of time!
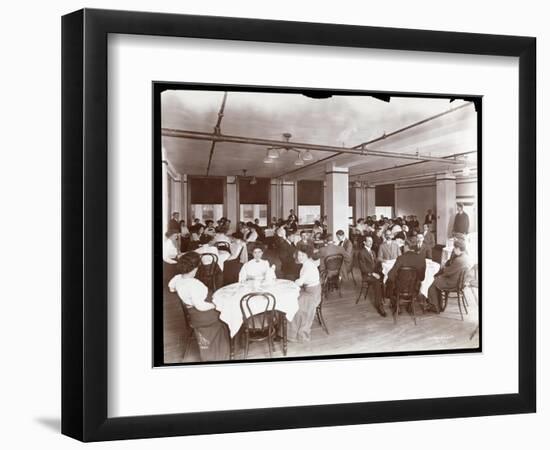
[163,268,480,364]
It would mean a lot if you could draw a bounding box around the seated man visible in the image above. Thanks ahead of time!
[427,238,471,312]
[357,236,385,317]
[335,229,354,279]
[274,227,299,280]
[318,235,347,274]
[415,232,433,260]
[377,229,401,262]
[238,245,275,282]
[386,237,426,306]
[421,223,436,249]
[295,230,314,255]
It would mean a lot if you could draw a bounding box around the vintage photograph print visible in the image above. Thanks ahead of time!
[154,84,481,366]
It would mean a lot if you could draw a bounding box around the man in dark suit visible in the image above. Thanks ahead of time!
[415,232,433,260]
[168,212,180,234]
[335,229,354,280]
[357,236,385,316]
[274,229,298,280]
[386,237,426,305]
[453,203,470,235]
[318,235,347,274]
[427,238,471,312]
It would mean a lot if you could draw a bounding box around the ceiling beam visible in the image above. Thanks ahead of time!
[162,128,463,165]
[274,101,473,178]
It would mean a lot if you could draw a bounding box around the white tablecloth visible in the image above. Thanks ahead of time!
[381,258,440,297]
[212,279,300,337]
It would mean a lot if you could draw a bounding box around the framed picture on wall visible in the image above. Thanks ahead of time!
[62,8,536,442]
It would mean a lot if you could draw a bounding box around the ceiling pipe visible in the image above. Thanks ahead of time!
[274,101,473,179]
[162,128,462,164]
[205,91,228,176]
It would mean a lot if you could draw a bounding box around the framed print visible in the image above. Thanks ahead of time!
[61,8,536,442]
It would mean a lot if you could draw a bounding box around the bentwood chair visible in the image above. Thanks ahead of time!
[439,267,470,321]
[324,254,344,297]
[213,241,231,254]
[355,272,370,305]
[177,300,197,361]
[392,266,420,325]
[316,271,330,334]
[239,292,279,359]
[197,253,219,292]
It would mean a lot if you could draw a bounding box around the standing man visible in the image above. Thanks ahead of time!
[168,212,180,234]
[453,202,470,236]
[357,236,385,316]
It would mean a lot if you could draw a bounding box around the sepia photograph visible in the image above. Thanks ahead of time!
[156,86,481,365]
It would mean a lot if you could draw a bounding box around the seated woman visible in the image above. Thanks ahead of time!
[238,245,276,282]
[163,229,181,287]
[168,253,230,362]
[312,220,324,237]
[287,248,322,343]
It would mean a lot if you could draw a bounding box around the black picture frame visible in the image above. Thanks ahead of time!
[61,8,536,442]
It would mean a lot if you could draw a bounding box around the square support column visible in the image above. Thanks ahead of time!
[366,185,376,217]
[353,182,363,220]
[436,173,457,245]
[226,176,238,233]
[325,163,349,238]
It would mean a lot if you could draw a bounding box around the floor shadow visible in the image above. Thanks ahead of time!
[35,417,61,433]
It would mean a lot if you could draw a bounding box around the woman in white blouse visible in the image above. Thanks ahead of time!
[163,229,181,287]
[287,247,322,343]
[168,252,229,361]
[238,246,275,282]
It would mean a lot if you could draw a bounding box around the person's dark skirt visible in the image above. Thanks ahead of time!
[187,307,230,361]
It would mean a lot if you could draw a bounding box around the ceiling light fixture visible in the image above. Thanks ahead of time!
[294,153,304,166]
[250,176,257,185]
[267,147,280,159]
[302,150,313,161]
[462,166,471,177]
[263,149,274,164]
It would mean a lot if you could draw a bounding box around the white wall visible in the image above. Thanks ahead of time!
[1,2,545,450]
[395,183,436,219]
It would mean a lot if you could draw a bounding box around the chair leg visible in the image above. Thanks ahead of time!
[350,269,357,286]
[243,330,249,359]
[457,292,464,321]
[393,300,399,324]
[317,307,330,335]
[356,285,365,304]
[461,290,469,315]
[267,335,273,359]
[411,299,417,325]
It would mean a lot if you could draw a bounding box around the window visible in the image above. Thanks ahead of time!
[191,204,224,223]
[239,177,269,226]
[189,177,225,224]
[297,180,323,225]
[298,205,321,225]
[240,204,268,226]
[375,206,394,219]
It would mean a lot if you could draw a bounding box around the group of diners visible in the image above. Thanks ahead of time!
[163,205,473,361]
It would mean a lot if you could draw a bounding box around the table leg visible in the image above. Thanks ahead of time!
[282,314,288,356]
[230,336,235,360]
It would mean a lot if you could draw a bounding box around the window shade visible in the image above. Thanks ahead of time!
[375,184,395,207]
[189,177,224,204]
[239,177,270,204]
[297,180,323,205]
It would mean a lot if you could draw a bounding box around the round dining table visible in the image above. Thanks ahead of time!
[381,258,440,297]
[212,279,300,339]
